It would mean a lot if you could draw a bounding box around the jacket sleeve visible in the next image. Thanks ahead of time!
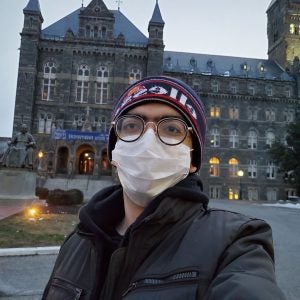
[205,219,287,300]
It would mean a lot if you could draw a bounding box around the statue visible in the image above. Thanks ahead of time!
[1,124,36,169]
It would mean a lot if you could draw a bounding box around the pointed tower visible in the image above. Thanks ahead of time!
[147,0,165,76]
[267,0,300,70]
[13,0,43,133]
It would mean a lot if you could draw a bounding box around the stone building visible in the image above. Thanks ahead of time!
[13,0,300,201]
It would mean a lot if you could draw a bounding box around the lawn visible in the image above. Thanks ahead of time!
[0,205,80,248]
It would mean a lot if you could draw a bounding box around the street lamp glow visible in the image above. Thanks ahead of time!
[38,151,44,159]
[237,170,244,177]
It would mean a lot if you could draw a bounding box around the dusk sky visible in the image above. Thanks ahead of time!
[0,0,271,136]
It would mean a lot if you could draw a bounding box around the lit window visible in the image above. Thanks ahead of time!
[95,66,109,104]
[229,187,239,200]
[229,158,239,177]
[209,157,220,177]
[290,24,295,34]
[76,64,89,103]
[42,62,56,101]
[129,68,142,84]
[210,105,220,118]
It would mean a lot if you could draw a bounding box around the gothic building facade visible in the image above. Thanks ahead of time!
[13,0,300,201]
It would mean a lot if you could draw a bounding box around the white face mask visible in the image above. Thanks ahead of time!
[111,129,191,207]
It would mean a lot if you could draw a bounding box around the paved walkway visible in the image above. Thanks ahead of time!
[0,203,29,220]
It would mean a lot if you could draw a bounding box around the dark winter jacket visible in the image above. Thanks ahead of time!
[42,174,286,299]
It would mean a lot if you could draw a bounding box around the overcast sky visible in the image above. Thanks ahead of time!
[0,0,271,137]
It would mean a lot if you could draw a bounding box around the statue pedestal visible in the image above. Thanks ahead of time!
[0,169,37,201]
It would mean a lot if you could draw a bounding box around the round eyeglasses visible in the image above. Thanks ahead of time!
[112,115,192,146]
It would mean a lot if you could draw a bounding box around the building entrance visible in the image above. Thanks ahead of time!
[77,145,95,175]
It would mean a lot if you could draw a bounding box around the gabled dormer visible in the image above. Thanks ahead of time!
[148,0,165,45]
[22,0,43,35]
[78,0,115,41]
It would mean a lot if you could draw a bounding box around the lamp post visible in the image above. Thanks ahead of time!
[237,170,244,200]
[38,150,44,171]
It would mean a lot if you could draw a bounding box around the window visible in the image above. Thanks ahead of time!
[129,69,142,84]
[229,129,238,148]
[38,113,45,134]
[248,130,257,149]
[38,113,52,134]
[95,66,109,104]
[85,25,91,38]
[285,87,291,98]
[248,188,259,201]
[283,109,294,123]
[209,157,220,177]
[265,109,276,121]
[266,131,275,148]
[247,108,258,120]
[211,82,219,93]
[228,187,239,200]
[248,160,257,178]
[209,186,221,199]
[210,128,220,147]
[267,188,277,201]
[76,65,89,103]
[229,158,239,177]
[101,26,107,39]
[230,82,237,94]
[42,62,56,101]
[266,85,273,97]
[266,161,276,179]
[210,105,220,118]
[290,23,300,35]
[229,106,239,120]
[248,84,255,95]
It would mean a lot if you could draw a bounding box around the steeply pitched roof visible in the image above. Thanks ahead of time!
[150,1,164,24]
[164,51,294,81]
[42,8,148,45]
[24,0,41,13]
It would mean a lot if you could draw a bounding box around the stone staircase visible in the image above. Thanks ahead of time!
[42,176,115,201]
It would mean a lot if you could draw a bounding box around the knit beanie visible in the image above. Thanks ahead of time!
[108,76,207,171]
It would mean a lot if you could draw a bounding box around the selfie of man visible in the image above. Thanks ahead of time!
[42,76,286,299]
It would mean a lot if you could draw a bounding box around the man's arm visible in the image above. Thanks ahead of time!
[206,219,286,300]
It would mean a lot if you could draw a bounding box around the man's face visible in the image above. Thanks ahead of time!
[125,102,197,173]
[21,125,27,134]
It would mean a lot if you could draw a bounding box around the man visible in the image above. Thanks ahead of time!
[2,123,36,168]
[43,76,286,299]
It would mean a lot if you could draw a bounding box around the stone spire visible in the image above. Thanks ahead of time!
[150,0,164,25]
[24,0,41,13]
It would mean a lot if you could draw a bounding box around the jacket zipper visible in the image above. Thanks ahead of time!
[52,279,83,300]
[122,271,199,297]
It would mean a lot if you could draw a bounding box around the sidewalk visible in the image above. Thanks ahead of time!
[0,204,25,221]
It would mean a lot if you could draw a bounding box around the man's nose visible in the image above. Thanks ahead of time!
[144,121,157,133]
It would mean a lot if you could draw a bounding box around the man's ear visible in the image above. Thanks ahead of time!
[189,164,197,174]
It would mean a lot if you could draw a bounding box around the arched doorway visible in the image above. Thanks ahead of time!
[56,146,69,174]
[77,144,95,175]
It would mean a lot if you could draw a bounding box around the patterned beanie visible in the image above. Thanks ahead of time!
[108,76,207,171]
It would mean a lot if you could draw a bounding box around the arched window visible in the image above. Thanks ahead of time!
[266,131,275,148]
[94,26,98,39]
[229,158,239,177]
[86,25,91,38]
[76,64,89,103]
[266,161,277,179]
[38,113,52,134]
[229,106,239,120]
[209,157,220,177]
[42,62,56,101]
[95,66,109,104]
[129,69,142,84]
[248,130,257,149]
[101,26,107,39]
